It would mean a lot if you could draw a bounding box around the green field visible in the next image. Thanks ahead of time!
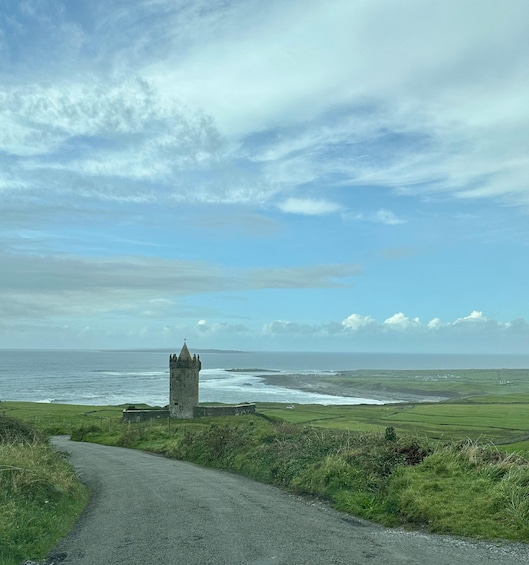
[255,368,529,451]
[0,401,129,435]
[256,398,529,449]
[321,368,529,398]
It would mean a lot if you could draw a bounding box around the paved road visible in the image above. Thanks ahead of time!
[50,437,526,565]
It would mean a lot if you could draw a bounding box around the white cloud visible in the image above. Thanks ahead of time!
[0,78,230,201]
[427,317,442,330]
[278,197,342,216]
[141,0,529,208]
[196,319,247,334]
[453,310,487,325]
[2,0,529,214]
[383,312,421,330]
[263,320,318,335]
[342,313,375,331]
[263,310,529,356]
[263,310,529,351]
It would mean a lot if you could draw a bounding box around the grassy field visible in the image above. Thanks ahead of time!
[256,367,529,450]
[256,397,529,449]
[0,401,125,436]
[329,368,529,398]
[262,367,529,401]
[2,387,529,450]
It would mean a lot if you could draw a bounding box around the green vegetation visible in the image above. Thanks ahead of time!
[69,414,529,541]
[0,415,88,565]
[256,398,529,449]
[274,368,529,400]
[2,366,529,550]
[0,401,126,436]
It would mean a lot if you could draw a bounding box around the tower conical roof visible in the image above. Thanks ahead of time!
[179,341,192,361]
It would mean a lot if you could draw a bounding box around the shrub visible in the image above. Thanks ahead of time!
[0,415,41,444]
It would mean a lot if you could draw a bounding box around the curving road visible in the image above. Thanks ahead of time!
[50,437,526,565]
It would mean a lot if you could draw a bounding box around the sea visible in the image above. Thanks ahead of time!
[1,349,528,407]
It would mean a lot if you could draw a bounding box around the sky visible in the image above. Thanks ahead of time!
[1,0,529,354]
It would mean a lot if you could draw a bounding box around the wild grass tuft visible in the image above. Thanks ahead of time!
[389,439,529,539]
[0,416,88,565]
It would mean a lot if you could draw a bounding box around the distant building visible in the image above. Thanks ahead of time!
[122,342,255,422]
[169,341,201,419]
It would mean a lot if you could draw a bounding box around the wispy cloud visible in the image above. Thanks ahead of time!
[2,0,529,214]
[1,1,528,351]
[196,319,249,334]
[0,251,361,326]
[278,197,342,216]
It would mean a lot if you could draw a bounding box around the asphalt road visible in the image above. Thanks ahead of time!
[50,437,527,565]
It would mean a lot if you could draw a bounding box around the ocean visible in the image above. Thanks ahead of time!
[1,349,528,407]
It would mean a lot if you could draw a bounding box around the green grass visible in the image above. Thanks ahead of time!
[70,415,529,541]
[322,368,529,398]
[0,416,88,565]
[263,368,529,403]
[3,368,529,548]
[390,441,529,539]
[0,401,126,436]
[254,399,529,447]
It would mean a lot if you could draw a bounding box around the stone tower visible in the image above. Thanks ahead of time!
[169,342,201,419]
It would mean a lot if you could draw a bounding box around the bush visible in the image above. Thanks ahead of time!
[0,415,41,444]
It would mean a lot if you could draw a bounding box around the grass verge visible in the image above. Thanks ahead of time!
[4,396,529,544]
[73,414,529,542]
[0,416,88,565]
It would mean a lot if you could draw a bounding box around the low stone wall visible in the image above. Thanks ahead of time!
[194,403,256,418]
[122,403,256,422]
[122,409,170,423]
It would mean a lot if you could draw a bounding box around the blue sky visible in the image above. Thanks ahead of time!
[1,0,528,353]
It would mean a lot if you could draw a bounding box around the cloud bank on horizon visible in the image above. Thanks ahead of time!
[1,0,528,353]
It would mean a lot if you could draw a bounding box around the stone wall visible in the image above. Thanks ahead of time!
[122,408,170,423]
[122,404,256,423]
[193,404,256,417]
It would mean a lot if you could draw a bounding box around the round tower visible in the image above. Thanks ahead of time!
[169,342,201,419]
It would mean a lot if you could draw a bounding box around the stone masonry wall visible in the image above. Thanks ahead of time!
[122,404,256,423]
[122,409,170,423]
[193,404,256,417]
[169,362,199,419]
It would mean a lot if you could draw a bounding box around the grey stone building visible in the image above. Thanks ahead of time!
[122,342,255,422]
[169,341,201,419]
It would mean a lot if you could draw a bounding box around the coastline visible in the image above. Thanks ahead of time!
[258,372,450,404]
